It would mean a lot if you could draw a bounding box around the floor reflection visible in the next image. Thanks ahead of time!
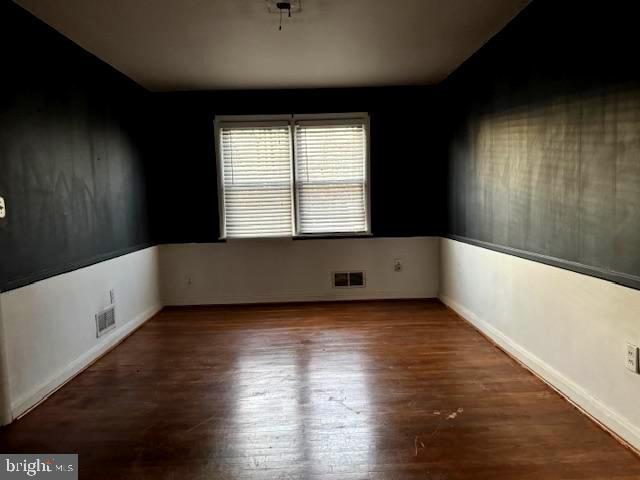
[228,328,374,478]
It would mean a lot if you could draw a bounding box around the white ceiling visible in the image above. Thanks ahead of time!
[15,0,529,92]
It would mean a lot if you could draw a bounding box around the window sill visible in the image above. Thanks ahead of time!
[219,232,373,242]
[219,236,292,242]
[293,232,373,240]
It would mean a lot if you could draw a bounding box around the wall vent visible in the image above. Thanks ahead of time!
[333,271,366,288]
[95,305,116,338]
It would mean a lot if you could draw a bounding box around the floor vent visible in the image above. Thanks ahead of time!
[333,271,366,288]
[96,305,116,338]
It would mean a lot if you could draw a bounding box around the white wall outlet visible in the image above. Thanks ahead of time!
[625,344,638,373]
[393,258,402,272]
[0,197,5,219]
[186,275,193,287]
[109,289,116,304]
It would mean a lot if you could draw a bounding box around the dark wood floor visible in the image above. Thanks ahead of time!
[1,300,639,479]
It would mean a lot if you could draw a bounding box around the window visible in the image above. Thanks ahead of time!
[295,121,368,234]
[218,123,293,238]
[216,114,369,239]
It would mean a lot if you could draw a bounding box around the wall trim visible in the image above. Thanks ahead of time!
[11,302,163,420]
[166,290,434,307]
[156,233,443,245]
[439,293,640,453]
[1,242,157,294]
[447,235,640,291]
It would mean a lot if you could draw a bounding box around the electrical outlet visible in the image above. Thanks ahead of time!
[625,344,638,373]
[186,275,193,287]
[0,197,5,219]
[394,258,402,272]
[109,289,116,305]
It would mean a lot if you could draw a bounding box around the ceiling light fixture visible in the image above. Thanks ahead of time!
[276,1,292,31]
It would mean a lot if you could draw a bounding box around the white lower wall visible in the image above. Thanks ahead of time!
[439,238,640,450]
[161,237,440,305]
[0,297,11,424]
[0,246,162,420]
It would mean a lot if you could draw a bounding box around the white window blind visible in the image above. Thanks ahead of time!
[219,125,293,238]
[294,121,368,234]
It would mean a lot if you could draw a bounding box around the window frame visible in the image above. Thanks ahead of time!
[214,112,371,240]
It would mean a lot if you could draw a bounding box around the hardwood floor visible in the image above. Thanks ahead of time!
[1,300,638,479]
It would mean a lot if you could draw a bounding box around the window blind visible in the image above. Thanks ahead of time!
[219,125,293,238]
[294,122,368,234]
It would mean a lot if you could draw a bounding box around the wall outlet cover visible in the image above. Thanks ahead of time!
[625,344,638,373]
[394,258,402,272]
[0,197,5,219]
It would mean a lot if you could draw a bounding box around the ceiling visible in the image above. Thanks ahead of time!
[15,0,529,92]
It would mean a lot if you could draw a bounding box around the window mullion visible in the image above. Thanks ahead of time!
[290,116,299,236]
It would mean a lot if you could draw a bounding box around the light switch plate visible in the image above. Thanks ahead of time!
[0,197,5,219]
[625,344,638,373]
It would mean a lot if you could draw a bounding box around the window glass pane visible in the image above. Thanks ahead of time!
[220,126,293,238]
[294,123,368,234]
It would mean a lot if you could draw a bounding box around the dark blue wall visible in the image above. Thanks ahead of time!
[150,88,446,243]
[6,0,640,293]
[0,1,155,291]
[443,0,640,289]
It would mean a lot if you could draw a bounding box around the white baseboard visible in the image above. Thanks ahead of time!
[11,303,163,420]
[166,290,434,306]
[439,294,640,452]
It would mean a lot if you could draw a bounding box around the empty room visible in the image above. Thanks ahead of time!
[1,0,640,478]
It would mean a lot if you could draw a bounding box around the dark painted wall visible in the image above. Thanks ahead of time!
[0,1,154,291]
[151,88,446,243]
[14,0,637,294]
[443,0,640,289]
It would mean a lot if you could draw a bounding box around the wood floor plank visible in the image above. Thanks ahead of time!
[1,299,638,479]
